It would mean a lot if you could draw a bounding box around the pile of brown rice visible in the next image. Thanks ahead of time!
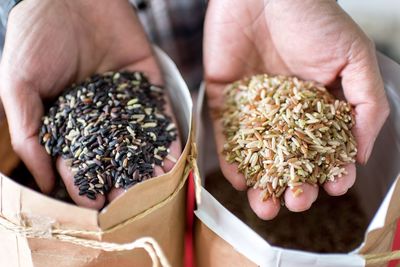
[222,74,357,200]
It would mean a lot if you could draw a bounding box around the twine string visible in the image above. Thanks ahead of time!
[0,215,171,267]
[0,142,200,266]
[363,250,400,265]
[0,142,197,234]
[5,211,400,267]
[2,142,400,266]
[0,147,198,266]
[188,142,202,205]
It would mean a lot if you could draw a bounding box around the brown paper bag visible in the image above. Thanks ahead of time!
[0,47,194,267]
[194,53,400,267]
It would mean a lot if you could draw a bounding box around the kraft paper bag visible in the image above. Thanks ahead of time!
[195,53,400,267]
[0,47,195,267]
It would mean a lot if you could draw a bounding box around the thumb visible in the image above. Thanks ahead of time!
[341,41,390,164]
[0,79,55,193]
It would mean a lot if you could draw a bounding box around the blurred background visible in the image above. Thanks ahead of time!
[340,0,400,62]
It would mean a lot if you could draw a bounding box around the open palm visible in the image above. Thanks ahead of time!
[0,0,180,209]
[204,0,389,219]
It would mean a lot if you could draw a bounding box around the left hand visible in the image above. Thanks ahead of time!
[0,0,181,209]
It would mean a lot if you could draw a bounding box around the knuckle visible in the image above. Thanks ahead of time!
[11,135,26,154]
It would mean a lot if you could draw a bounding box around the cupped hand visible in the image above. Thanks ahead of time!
[204,0,389,219]
[0,0,181,209]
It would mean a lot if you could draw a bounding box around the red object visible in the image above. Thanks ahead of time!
[388,218,400,267]
[184,172,196,267]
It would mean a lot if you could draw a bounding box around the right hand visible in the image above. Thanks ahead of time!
[204,0,389,219]
[0,0,181,209]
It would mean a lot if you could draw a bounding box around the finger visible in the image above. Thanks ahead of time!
[341,41,390,164]
[107,166,165,202]
[56,158,105,209]
[98,1,162,84]
[107,187,124,203]
[248,188,281,220]
[207,83,247,191]
[0,83,55,193]
[284,183,319,212]
[163,139,182,173]
[215,115,247,191]
[324,163,356,196]
[121,57,163,86]
[119,17,182,163]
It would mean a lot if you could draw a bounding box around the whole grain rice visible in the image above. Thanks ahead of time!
[222,74,357,200]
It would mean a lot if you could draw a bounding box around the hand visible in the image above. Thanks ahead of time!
[0,0,181,209]
[204,0,389,219]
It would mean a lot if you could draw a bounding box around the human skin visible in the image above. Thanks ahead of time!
[204,0,389,219]
[0,0,181,209]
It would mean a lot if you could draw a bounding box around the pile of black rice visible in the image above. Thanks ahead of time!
[39,71,178,200]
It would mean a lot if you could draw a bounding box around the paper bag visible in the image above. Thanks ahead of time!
[0,47,194,267]
[194,53,400,267]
